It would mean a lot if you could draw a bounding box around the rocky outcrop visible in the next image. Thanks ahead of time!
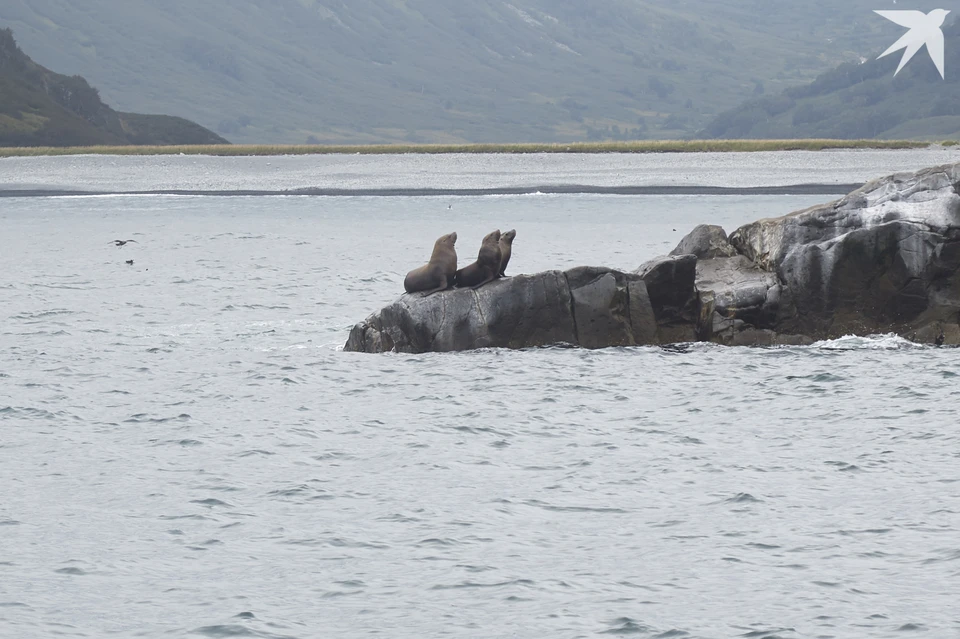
[344,267,681,353]
[634,254,701,343]
[346,271,574,353]
[345,161,960,353]
[669,224,739,260]
[725,162,960,345]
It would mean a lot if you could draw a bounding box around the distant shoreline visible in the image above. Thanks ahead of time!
[0,184,864,198]
[0,139,952,158]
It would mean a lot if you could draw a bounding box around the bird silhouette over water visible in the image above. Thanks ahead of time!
[125,259,134,266]
[112,239,138,247]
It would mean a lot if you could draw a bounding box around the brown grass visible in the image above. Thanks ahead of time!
[0,139,947,157]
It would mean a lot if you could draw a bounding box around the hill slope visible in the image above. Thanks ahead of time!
[0,28,227,147]
[0,0,917,144]
[702,17,960,140]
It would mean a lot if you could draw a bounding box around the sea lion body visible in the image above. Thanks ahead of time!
[497,229,516,277]
[403,232,458,296]
[455,229,502,289]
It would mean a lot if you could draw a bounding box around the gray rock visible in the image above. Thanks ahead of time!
[670,224,739,259]
[729,161,960,343]
[344,267,663,353]
[635,254,701,342]
[347,161,960,352]
[345,271,574,353]
[695,255,782,343]
[730,162,960,269]
[566,266,659,348]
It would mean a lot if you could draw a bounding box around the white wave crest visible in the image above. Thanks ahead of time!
[811,333,928,351]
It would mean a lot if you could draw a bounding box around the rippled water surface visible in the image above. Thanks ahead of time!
[2,161,960,638]
[2,147,959,192]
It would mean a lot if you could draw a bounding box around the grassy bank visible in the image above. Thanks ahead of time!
[0,139,952,158]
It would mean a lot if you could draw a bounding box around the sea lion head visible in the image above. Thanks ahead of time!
[483,229,501,244]
[436,231,457,247]
[501,229,516,244]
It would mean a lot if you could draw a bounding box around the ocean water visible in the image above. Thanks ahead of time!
[3,147,960,193]
[2,154,960,638]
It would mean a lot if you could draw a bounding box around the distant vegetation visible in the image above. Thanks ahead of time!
[703,17,960,140]
[0,140,940,158]
[0,29,227,147]
[0,0,910,143]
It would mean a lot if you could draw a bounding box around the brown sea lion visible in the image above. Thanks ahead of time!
[403,232,458,296]
[455,229,501,289]
[497,229,516,277]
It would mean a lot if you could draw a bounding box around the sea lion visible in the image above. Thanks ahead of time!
[497,229,516,277]
[455,229,501,289]
[403,232,458,296]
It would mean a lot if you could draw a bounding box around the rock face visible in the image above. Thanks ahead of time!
[724,162,960,345]
[344,268,669,353]
[634,254,701,343]
[669,224,739,260]
[345,161,960,353]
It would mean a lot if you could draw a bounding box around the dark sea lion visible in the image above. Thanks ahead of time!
[403,232,458,296]
[497,229,516,277]
[455,229,501,289]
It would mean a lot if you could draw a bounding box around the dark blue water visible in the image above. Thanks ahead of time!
[2,177,959,637]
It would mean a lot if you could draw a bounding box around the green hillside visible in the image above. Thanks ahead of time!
[0,28,227,146]
[702,17,960,140]
[0,0,920,144]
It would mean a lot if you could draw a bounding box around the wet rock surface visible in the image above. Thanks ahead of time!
[344,268,664,354]
[346,162,960,352]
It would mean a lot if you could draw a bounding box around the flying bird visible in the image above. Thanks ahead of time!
[111,239,138,247]
[875,9,950,79]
